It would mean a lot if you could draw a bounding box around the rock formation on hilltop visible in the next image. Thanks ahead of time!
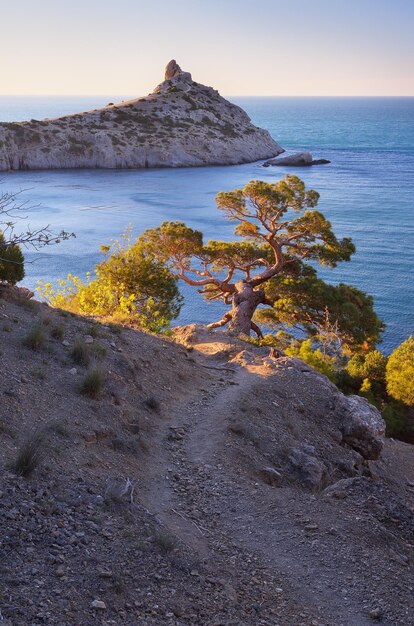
[0,60,283,171]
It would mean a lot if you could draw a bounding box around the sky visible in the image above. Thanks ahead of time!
[1,0,413,96]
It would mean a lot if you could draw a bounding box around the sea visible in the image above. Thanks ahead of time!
[0,96,413,353]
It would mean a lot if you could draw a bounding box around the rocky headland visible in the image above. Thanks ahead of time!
[0,60,283,171]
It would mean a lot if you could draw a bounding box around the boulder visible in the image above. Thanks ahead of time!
[323,476,369,500]
[263,152,330,167]
[337,395,385,460]
[286,446,328,491]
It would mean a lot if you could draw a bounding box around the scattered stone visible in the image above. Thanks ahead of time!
[323,477,365,500]
[90,600,106,610]
[84,335,94,344]
[286,447,327,491]
[369,607,383,620]
[68,368,77,375]
[259,467,282,486]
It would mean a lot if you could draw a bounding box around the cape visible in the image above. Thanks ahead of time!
[0,60,284,170]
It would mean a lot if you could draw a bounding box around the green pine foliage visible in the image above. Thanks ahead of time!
[386,336,414,406]
[141,175,381,349]
[0,231,24,284]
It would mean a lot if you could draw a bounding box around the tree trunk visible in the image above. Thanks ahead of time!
[227,281,265,337]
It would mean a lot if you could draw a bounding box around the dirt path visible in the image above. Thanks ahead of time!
[140,356,411,625]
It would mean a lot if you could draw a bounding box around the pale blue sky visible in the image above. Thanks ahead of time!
[1,0,413,95]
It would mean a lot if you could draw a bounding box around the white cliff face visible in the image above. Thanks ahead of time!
[0,61,284,171]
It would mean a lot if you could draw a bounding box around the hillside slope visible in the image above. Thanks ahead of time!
[0,286,413,625]
[0,60,283,171]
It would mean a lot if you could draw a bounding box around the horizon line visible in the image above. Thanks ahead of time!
[0,94,413,99]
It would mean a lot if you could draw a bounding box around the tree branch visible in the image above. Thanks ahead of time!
[206,312,232,330]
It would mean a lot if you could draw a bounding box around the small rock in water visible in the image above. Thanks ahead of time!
[263,151,331,167]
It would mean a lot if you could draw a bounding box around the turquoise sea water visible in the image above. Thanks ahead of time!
[0,96,413,352]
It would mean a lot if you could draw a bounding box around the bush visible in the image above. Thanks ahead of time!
[285,339,338,381]
[80,366,105,398]
[347,350,387,383]
[382,401,411,438]
[386,336,414,406]
[38,231,182,333]
[70,339,91,366]
[22,324,46,351]
[10,431,45,477]
[0,231,24,284]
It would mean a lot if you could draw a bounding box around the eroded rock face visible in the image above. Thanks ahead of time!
[0,61,283,171]
[165,59,182,80]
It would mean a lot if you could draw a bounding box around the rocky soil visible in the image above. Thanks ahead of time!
[0,61,283,171]
[0,286,413,625]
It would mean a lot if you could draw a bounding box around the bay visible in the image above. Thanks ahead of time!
[0,95,413,352]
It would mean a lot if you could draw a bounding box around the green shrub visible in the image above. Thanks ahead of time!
[70,339,91,366]
[347,350,387,383]
[386,337,414,405]
[382,401,411,438]
[87,323,99,338]
[22,324,46,351]
[80,366,105,398]
[0,231,24,284]
[286,339,337,381]
[38,232,182,333]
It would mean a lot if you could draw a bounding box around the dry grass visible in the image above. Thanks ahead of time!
[9,431,46,477]
[80,366,105,398]
[70,339,91,366]
[22,324,46,351]
[50,324,65,340]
